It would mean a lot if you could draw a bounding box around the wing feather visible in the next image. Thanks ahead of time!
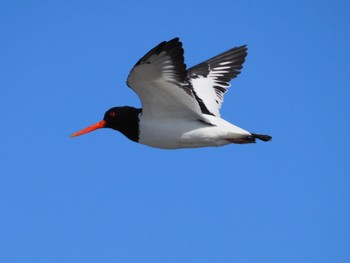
[187,46,248,117]
[127,38,208,122]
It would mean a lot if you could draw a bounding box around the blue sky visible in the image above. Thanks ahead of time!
[1,0,349,262]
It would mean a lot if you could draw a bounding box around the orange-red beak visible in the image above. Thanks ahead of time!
[70,120,106,137]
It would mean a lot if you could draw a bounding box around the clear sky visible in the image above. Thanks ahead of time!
[1,0,349,262]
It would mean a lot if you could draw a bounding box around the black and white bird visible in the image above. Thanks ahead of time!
[71,38,271,149]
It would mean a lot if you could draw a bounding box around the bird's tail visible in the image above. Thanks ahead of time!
[251,133,272,142]
[226,133,272,144]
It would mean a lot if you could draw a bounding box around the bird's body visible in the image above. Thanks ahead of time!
[138,114,251,149]
[71,38,272,149]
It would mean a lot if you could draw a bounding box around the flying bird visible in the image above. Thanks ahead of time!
[71,38,271,149]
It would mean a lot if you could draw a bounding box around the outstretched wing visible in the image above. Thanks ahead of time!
[127,38,209,122]
[187,45,247,117]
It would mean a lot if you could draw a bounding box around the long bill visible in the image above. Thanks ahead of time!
[70,120,106,137]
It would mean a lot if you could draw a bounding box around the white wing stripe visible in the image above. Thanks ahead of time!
[187,45,247,117]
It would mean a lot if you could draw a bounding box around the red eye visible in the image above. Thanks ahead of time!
[109,111,116,117]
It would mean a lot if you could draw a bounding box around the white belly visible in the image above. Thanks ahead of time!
[138,115,250,149]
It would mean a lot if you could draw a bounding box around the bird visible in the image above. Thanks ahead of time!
[71,38,272,149]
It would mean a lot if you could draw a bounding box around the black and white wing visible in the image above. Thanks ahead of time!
[127,38,209,122]
[187,45,248,117]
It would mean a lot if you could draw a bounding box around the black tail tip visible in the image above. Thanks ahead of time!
[252,133,272,142]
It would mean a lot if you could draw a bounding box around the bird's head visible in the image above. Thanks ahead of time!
[70,107,140,138]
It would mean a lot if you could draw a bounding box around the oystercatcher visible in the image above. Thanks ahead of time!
[71,38,271,149]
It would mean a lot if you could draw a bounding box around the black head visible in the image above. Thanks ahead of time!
[71,106,141,142]
[103,106,140,127]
